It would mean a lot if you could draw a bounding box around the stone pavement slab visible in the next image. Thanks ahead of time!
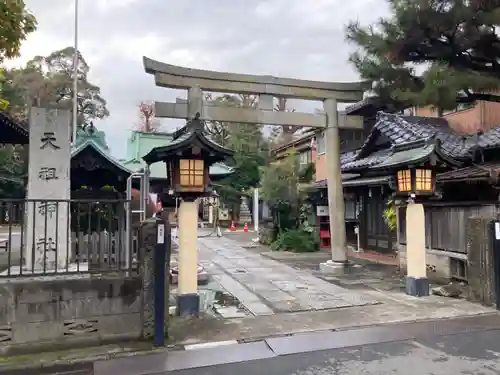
[198,236,379,314]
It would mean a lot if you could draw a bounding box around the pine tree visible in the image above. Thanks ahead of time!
[345,0,500,110]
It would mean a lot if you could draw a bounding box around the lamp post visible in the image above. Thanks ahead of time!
[143,114,234,316]
[396,167,436,297]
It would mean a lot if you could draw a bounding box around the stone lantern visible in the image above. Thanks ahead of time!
[143,113,233,316]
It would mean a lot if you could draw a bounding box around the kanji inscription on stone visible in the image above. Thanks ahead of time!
[40,131,60,150]
[38,167,58,181]
[38,201,58,219]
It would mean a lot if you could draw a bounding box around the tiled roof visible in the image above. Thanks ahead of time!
[476,126,500,150]
[143,118,233,164]
[341,112,500,171]
[437,163,500,182]
[342,149,391,170]
[370,141,436,170]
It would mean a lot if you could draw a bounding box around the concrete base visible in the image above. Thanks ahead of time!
[0,262,89,278]
[170,263,209,285]
[319,260,347,276]
[405,276,430,297]
[170,270,210,285]
[176,293,200,317]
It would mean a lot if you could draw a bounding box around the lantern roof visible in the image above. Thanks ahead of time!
[142,114,234,164]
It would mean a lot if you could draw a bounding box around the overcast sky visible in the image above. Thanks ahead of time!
[6,0,389,158]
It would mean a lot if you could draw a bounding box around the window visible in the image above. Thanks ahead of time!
[179,159,204,187]
[415,169,432,191]
[450,258,467,282]
[397,170,412,192]
[299,150,312,165]
[316,132,326,154]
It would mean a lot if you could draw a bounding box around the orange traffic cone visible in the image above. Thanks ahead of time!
[244,223,248,233]
[231,222,236,232]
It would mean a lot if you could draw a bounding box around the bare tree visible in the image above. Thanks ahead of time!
[135,101,161,132]
[269,97,302,147]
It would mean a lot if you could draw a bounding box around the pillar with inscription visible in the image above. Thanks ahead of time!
[25,108,71,272]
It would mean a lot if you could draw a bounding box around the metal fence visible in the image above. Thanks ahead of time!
[0,198,139,278]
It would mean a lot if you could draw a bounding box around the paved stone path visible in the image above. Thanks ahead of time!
[197,236,379,315]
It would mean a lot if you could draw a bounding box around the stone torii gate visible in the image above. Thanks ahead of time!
[143,57,365,306]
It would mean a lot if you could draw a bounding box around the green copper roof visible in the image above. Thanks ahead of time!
[124,126,234,180]
[74,123,110,151]
[72,139,133,174]
[72,122,132,173]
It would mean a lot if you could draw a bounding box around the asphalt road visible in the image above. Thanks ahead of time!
[6,322,500,375]
[0,232,22,271]
[91,314,500,375]
[169,328,500,375]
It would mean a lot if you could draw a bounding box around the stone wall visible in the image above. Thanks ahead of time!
[398,245,466,282]
[0,274,143,355]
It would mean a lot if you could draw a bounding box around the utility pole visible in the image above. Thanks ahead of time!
[71,0,79,145]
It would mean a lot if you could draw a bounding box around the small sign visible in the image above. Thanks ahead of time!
[157,224,165,244]
[495,222,500,240]
[316,205,328,216]
[219,208,229,220]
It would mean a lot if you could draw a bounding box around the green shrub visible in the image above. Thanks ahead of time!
[271,228,318,253]
[383,199,397,231]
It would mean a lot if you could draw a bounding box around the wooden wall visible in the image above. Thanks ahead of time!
[398,202,500,253]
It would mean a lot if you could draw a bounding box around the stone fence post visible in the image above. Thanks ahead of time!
[140,217,171,340]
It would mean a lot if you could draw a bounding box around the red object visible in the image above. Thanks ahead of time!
[317,214,331,249]
[231,222,236,231]
[319,230,330,238]
[244,223,248,232]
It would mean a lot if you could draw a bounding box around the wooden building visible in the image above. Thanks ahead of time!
[397,126,500,281]
[309,111,500,268]
[0,111,28,145]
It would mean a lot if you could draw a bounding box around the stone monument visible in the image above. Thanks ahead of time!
[238,195,252,225]
[25,108,71,271]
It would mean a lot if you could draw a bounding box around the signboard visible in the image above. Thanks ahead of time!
[316,205,329,217]
[157,224,165,244]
